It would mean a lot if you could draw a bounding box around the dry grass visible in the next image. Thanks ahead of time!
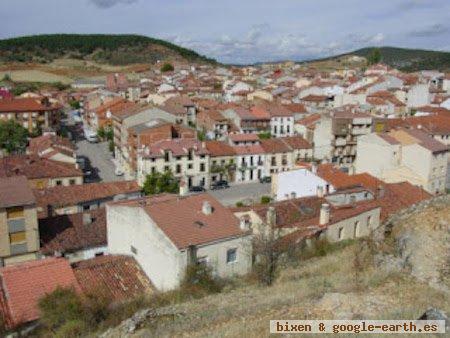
[118,238,449,338]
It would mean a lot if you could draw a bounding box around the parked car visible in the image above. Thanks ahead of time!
[211,180,229,190]
[189,186,205,193]
[259,176,271,183]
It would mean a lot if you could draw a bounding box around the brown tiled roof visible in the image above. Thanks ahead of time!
[302,94,328,102]
[316,164,360,190]
[283,103,307,113]
[28,134,75,156]
[205,141,236,157]
[0,97,61,113]
[260,138,291,153]
[0,258,81,329]
[113,193,248,249]
[233,144,265,155]
[389,128,448,153]
[0,155,82,180]
[72,255,153,303]
[39,208,106,255]
[141,138,209,158]
[34,180,141,211]
[281,136,312,149]
[229,133,259,142]
[0,176,35,208]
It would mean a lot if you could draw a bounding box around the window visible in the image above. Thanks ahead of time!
[197,256,208,266]
[130,245,138,255]
[7,206,24,219]
[353,221,360,238]
[338,227,344,240]
[367,215,372,227]
[69,179,76,185]
[151,167,156,174]
[164,166,170,172]
[176,164,181,174]
[188,163,193,169]
[164,151,170,162]
[226,248,237,263]
[56,180,62,186]
[10,231,26,244]
[200,163,205,172]
[271,156,276,166]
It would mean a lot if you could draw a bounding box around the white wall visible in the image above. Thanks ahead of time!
[273,168,335,201]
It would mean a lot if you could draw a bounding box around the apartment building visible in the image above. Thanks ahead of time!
[127,121,196,178]
[205,141,237,184]
[28,133,77,165]
[137,139,210,187]
[355,128,448,194]
[313,108,374,167]
[222,107,270,134]
[0,97,62,132]
[0,176,39,266]
[233,144,266,183]
[251,103,294,137]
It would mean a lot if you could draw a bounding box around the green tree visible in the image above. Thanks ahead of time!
[160,62,174,72]
[0,120,29,154]
[367,48,382,65]
[258,131,272,140]
[143,170,179,195]
[69,100,80,109]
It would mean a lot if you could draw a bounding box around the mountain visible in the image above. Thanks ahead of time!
[0,34,216,65]
[308,46,450,72]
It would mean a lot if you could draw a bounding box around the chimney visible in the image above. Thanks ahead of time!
[83,213,92,225]
[311,163,317,174]
[266,206,276,227]
[319,203,330,226]
[202,201,212,215]
[317,186,324,198]
[290,192,297,199]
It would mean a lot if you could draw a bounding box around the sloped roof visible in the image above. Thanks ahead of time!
[0,176,35,208]
[72,255,153,303]
[0,258,81,328]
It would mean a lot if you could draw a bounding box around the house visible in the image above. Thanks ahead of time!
[28,134,77,165]
[233,192,381,246]
[39,208,107,262]
[196,109,229,140]
[355,128,448,194]
[233,144,266,183]
[0,155,83,189]
[294,113,321,142]
[0,97,62,132]
[107,193,253,291]
[161,96,197,126]
[0,176,39,266]
[251,103,294,137]
[222,107,270,134]
[33,180,141,218]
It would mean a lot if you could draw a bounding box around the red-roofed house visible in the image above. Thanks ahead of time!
[107,193,252,290]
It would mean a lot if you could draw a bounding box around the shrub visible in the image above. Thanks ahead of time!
[235,201,244,207]
[54,320,87,338]
[260,196,271,204]
[181,264,224,297]
[38,287,85,331]
[160,62,174,72]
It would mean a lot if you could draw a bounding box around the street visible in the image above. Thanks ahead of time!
[208,182,271,206]
[76,140,123,183]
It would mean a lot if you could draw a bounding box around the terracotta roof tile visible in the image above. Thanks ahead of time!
[0,176,35,208]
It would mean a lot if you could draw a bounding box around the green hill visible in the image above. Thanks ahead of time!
[0,34,216,65]
[312,46,450,72]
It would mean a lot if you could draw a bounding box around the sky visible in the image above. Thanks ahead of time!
[1,0,450,64]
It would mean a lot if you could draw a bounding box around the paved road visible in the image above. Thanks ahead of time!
[208,182,271,207]
[76,140,123,183]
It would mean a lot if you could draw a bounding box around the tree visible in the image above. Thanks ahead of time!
[258,131,272,140]
[367,48,382,65]
[160,62,174,72]
[0,120,29,154]
[143,170,179,195]
[69,100,80,109]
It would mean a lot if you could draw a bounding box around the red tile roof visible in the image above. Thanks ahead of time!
[260,138,291,153]
[0,258,81,328]
[0,97,61,113]
[34,180,141,214]
[0,155,82,180]
[73,255,153,303]
[205,140,236,157]
[281,136,312,149]
[113,193,249,249]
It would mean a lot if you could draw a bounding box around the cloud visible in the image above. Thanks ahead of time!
[89,0,138,9]
[347,32,385,45]
[408,23,450,37]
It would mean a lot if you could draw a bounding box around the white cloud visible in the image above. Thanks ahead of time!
[89,0,138,9]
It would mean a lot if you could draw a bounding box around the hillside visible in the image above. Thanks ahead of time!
[101,197,450,338]
[306,46,450,72]
[0,34,216,65]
